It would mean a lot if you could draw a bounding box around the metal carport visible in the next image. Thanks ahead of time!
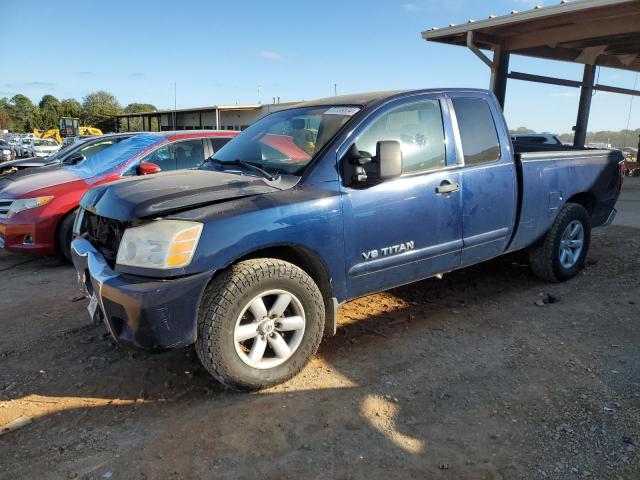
[422,0,640,147]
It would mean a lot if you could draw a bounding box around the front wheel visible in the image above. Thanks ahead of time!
[196,259,325,390]
[529,202,591,282]
[57,209,78,263]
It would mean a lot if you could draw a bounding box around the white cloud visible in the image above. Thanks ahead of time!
[402,3,420,12]
[260,50,284,61]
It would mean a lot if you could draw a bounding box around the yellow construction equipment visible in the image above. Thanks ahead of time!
[33,117,103,145]
[33,128,63,144]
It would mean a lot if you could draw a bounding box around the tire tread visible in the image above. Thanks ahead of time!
[196,258,324,390]
[529,202,590,283]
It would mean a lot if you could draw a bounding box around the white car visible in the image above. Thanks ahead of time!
[23,138,61,158]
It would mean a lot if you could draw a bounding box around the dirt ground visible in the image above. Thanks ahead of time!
[1,180,639,480]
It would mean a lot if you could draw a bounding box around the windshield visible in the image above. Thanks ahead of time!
[69,133,161,181]
[209,106,360,175]
[34,139,58,147]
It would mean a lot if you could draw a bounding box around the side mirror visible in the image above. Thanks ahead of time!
[341,144,371,186]
[66,153,86,165]
[375,141,403,180]
[138,162,162,175]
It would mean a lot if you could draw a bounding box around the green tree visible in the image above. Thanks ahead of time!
[509,127,536,134]
[8,94,38,133]
[123,103,157,131]
[0,98,13,130]
[38,94,61,130]
[0,111,11,130]
[124,103,156,113]
[60,98,83,119]
[82,91,122,131]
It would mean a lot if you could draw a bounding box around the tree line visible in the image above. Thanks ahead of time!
[0,91,156,134]
[510,126,640,149]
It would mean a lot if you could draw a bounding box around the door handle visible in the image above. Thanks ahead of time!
[436,180,460,194]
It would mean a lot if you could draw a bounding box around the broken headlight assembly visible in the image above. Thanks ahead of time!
[116,220,203,270]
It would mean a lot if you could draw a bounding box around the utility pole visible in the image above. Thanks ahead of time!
[172,82,177,131]
[334,83,338,96]
[258,85,262,104]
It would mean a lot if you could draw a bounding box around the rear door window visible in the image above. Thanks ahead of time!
[211,137,231,154]
[452,98,501,165]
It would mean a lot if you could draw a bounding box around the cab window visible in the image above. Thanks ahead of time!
[355,99,446,174]
[451,98,501,165]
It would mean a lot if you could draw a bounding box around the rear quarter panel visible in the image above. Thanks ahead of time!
[507,149,622,252]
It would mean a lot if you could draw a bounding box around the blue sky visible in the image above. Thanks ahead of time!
[1,0,638,135]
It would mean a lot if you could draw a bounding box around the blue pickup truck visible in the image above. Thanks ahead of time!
[71,89,624,390]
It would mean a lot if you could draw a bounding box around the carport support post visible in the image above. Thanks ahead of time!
[574,64,597,148]
[490,44,510,110]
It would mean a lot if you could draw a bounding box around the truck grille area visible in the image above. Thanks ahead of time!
[79,211,129,267]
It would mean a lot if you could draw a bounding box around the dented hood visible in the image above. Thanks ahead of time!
[80,169,297,221]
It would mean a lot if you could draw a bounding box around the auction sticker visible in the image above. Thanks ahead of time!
[87,294,98,321]
[324,107,360,116]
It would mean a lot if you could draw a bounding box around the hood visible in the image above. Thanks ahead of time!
[81,169,298,221]
[0,167,80,198]
[0,157,52,170]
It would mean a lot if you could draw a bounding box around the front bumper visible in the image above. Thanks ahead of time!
[0,214,58,255]
[71,238,212,351]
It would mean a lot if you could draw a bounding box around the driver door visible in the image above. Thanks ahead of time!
[340,95,463,298]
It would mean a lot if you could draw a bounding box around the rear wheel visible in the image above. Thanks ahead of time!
[196,259,325,390]
[57,209,78,263]
[529,202,591,282]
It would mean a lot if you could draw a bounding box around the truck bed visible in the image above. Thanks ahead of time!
[507,145,623,253]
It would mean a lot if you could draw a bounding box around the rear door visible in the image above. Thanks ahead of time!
[340,94,464,298]
[447,93,517,266]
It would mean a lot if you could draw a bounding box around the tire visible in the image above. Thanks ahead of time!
[57,209,78,263]
[196,258,325,391]
[529,202,591,282]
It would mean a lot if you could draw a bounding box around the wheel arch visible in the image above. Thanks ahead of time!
[565,191,596,214]
[54,206,79,255]
[220,244,338,337]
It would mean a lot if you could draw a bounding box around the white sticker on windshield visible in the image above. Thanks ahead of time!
[324,107,360,116]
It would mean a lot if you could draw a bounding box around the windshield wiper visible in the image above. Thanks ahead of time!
[232,159,277,181]
[204,157,279,181]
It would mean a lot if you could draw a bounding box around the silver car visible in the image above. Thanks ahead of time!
[0,140,13,162]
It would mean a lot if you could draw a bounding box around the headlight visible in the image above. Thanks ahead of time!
[2,149,10,155]
[7,196,55,217]
[116,220,203,269]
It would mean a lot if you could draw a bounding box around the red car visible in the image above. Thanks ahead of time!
[0,131,238,260]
